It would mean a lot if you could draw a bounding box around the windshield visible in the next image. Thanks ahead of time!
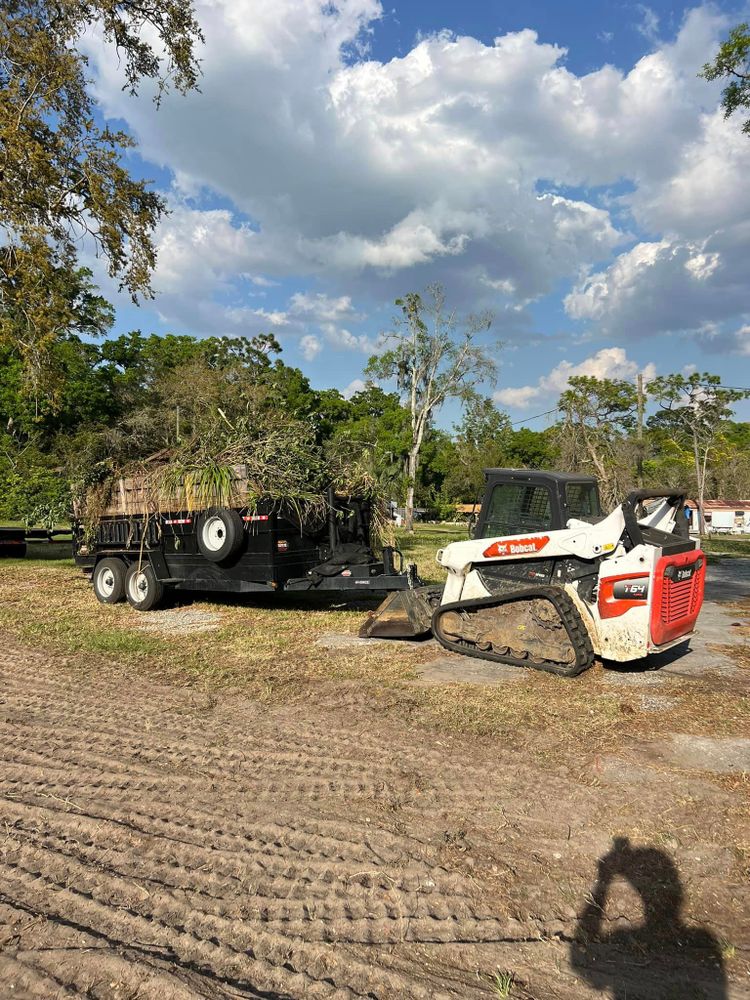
[480,483,552,538]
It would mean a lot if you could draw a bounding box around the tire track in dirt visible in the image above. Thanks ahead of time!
[2,840,529,945]
[1,858,467,999]
[0,723,533,829]
[0,953,88,999]
[4,809,476,905]
[1,796,477,910]
[0,650,501,779]
[0,638,531,998]
[3,826,513,934]
[0,692,497,783]
[0,728,419,787]
[4,635,747,998]
[1,774,436,869]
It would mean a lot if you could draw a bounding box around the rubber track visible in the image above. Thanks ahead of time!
[432,585,595,677]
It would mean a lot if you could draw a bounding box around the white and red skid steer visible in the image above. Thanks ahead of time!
[361,470,705,677]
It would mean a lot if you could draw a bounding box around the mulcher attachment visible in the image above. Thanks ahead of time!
[432,586,594,677]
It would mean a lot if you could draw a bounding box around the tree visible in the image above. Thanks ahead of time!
[366,284,496,530]
[0,258,113,416]
[328,387,412,493]
[504,426,557,469]
[701,23,750,134]
[646,373,750,533]
[558,376,638,509]
[441,397,511,503]
[0,1,203,397]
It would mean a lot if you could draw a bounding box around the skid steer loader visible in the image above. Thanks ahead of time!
[361,470,705,677]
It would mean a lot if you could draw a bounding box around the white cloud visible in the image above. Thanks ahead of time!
[495,348,656,409]
[636,5,661,46]
[81,2,750,359]
[300,334,322,361]
[342,378,366,398]
[564,230,748,342]
[288,292,361,324]
[693,323,750,357]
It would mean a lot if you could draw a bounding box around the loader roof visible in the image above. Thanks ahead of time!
[482,468,597,483]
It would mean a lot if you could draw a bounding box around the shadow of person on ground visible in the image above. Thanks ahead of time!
[571,836,727,1000]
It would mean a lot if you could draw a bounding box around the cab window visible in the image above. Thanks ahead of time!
[566,483,601,520]
[480,483,552,538]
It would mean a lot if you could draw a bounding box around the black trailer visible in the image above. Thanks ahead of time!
[74,494,418,610]
[0,526,74,558]
[0,526,27,558]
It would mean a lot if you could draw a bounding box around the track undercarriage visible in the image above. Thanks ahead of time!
[360,583,595,677]
[432,586,594,677]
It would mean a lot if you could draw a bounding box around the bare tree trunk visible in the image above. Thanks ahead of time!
[636,372,645,488]
[692,432,706,534]
[404,449,418,532]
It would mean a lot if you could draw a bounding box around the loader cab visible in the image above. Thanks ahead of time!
[474,470,601,539]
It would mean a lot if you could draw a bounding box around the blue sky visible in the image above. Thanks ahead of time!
[85,0,750,426]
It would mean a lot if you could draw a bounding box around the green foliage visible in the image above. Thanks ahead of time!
[1,315,749,530]
[701,23,750,134]
[503,426,557,468]
[440,396,511,502]
[0,460,70,527]
[328,386,412,493]
[0,0,203,404]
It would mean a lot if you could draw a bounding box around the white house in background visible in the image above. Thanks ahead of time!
[685,500,750,534]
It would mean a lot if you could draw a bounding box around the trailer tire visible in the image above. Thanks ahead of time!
[93,558,127,604]
[196,508,244,563]
[125,562,164,612]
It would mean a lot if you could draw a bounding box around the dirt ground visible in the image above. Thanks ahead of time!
[0,558,749,999]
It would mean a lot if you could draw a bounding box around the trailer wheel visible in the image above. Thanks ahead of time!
[93,558,126,604]
[125,562,164,612]
[196,508,244,563]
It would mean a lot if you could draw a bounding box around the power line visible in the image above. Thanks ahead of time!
[510,407,559,427]
[505,380,750,428]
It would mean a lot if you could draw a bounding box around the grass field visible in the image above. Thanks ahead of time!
[395,522,468,582]
[701,535,750,557]
[0,525,747,756]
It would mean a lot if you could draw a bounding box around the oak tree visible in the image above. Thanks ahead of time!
[0,1,203,402]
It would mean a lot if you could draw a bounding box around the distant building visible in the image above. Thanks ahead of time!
[455,503,481,516]
[686,500,750,533]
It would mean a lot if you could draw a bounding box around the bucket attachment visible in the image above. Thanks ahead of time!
[359,585,442,639]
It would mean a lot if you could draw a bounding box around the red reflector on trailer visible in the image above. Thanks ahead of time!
[164,518,192,525]
[243,514,270,522]
[277,539,289,552]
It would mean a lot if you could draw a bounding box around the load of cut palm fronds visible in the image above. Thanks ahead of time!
[74,420,388,538]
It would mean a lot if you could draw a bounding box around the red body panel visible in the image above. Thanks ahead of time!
[598,572,650,620]
[650,549,705,647]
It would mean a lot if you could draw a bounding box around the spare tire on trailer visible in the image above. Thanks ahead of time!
[196,507,244,563]
[125,562,164,612]
[93,557,126,604]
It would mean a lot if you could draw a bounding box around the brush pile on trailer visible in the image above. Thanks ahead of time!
[73,426,417,610]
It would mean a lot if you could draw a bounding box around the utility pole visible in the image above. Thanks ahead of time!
[636,373,645,487]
